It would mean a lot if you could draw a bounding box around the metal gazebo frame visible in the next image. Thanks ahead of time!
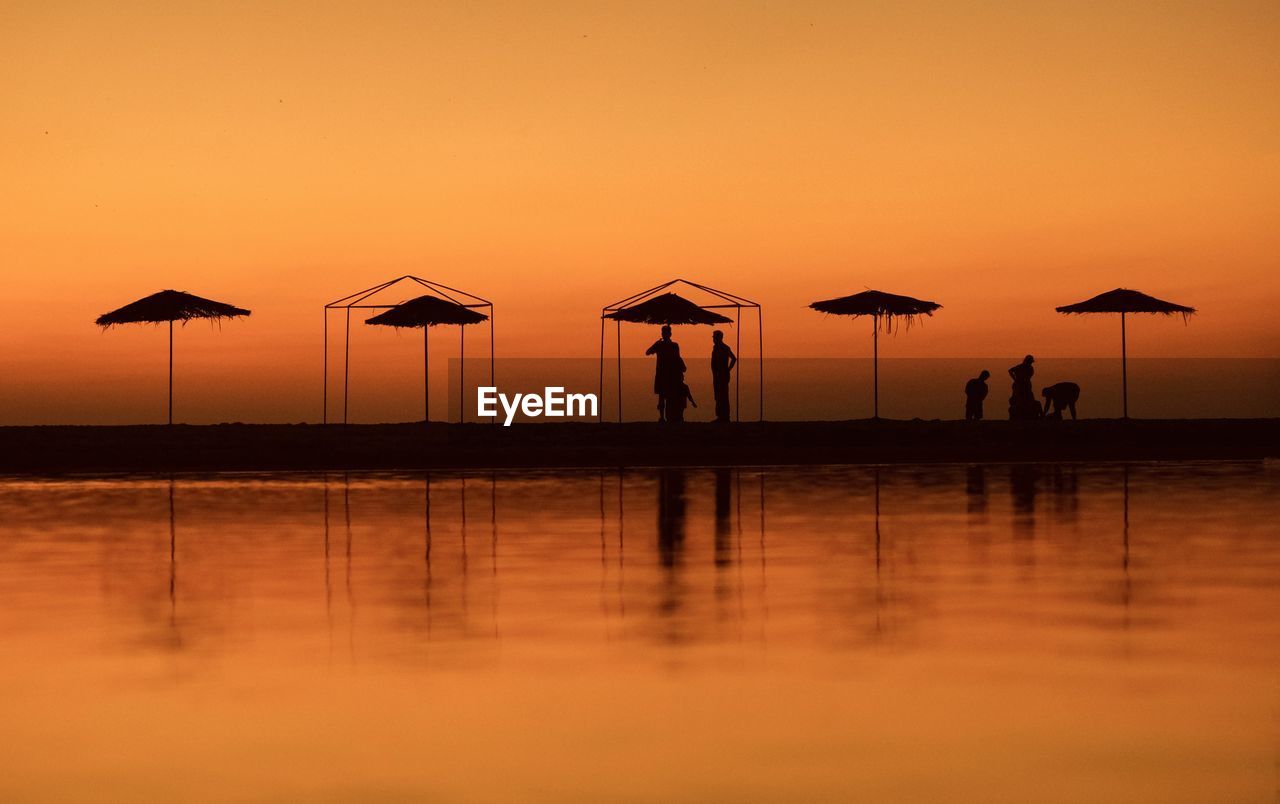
[598,279,763,423]
[323,276,495,424]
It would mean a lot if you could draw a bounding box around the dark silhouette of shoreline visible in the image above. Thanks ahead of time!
[0,419,1274,473]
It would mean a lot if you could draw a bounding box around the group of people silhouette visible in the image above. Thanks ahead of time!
[644,327,1079,423]
[644,326,738,423]
[965,356,1081,421]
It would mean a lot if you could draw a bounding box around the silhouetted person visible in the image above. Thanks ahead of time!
[710,330,737,423]
[1042,382,1080,420]
[1008,355,1041,420]
[964,370,990,420]
[667,382,697,423]
[645,325,686,423]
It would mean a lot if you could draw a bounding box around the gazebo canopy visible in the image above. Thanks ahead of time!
[323,276,494,425]
[599,279,763,422]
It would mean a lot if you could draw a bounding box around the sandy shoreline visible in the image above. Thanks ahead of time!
[0,418,1275,474]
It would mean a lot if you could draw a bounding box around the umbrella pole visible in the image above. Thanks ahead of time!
[168,320,174,425]
[872,316,879,420]
[322,309,328,424]
[343,308,351,425]
[459,325,465,424]
[1121,312,1128,419]
[735,307,741,423]
[758,307,764,421]
[616,320,622,423]
[598,317,605,423]
[489,310,495,426]
[424,326,429,426]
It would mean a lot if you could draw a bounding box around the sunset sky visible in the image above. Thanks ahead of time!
[2,1,1277,422]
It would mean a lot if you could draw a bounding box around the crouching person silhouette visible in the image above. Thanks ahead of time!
[1042,382,1080,420]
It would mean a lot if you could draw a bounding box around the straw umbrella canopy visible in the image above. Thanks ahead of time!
[96,289,251,424]
[365,294,489,424]
[603,292,733,326]
[1055,288,1195,418]
[809,289,942,419]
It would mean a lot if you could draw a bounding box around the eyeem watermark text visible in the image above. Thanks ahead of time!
[477,387,598,426]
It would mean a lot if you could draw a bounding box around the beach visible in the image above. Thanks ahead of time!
[2,418,1276,473]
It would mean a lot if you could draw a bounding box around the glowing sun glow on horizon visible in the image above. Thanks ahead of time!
[1,1,1277,422]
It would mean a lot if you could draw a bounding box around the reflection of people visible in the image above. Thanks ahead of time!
[645,325,685,422]
[966,465,988,518]
[714,469,732,567]
[964,370,990,420]
[1042,382,1080,420]
[1008,355,1040,420]
[657,469,686,568]
[1010,464,1039,536]
[667,383,697,423]
[710,330,737,423]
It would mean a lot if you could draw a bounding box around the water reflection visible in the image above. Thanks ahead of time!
[714,469,731,568]
[40,463,1274,666]
[0,464,1277,800]
[1009,463,1039,538]
[656,468,686,570]
[966,464,987,521]
[1050,465,1079,522]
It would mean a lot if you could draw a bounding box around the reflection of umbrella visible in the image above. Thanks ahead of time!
[1055,288,1195,418]
[366,295,489,425]
[96,289,251,424]
[168,478,176,618]
[809,289,942,418]
[604,292,732,326]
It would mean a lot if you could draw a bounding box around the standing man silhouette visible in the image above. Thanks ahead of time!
[645,325,685,423]
[965,370,990,420]
[710,330,737,423]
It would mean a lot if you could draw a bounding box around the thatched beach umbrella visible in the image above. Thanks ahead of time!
[1056,288,1195,418]
[365,294,488,424]
[603,292,734,326]
[96,289,251,424]
[809,289,941,419]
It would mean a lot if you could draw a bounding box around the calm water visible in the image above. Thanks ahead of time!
[0,463,1277,802]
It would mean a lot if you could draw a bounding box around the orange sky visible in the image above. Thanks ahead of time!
[1,1,1277,422]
